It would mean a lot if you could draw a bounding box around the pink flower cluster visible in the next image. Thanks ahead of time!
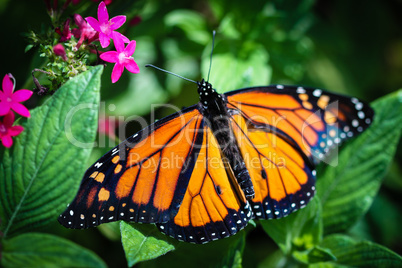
[88,1,140,83]
[54,1,139,83]
[0,74,33,148]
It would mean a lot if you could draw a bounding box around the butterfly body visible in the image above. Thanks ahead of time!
[197,79,255,200]
[59,81,374,244]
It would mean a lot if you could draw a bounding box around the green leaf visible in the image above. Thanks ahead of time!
[201,40,272,92]
[0,66,102,238]
[1,232,106,268]
[315,234,402,267]
[97,222,121,241]
[317,90,402,234]
[219,231,246,268]
[129,226,248,267]
[164,10,210,45]
[120,222,175,267]
[293,245,337,264]
[261,196,322,254]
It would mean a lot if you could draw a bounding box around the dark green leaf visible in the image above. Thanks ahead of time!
[0,66,102,238]
[317,90,402,234]
[120,222,175,267]
[1,232,106,268]
[261,196,322,254]
[219,231,246,268]
[315,234,402,267]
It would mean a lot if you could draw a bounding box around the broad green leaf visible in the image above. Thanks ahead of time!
[120,222,175,267]
[164,10,210,45]
[261,196,322,254]
[317,90,402,234]
[0,66,102,238]
[1,232,106,268]
[201,40,272,92]
[313,234,402,267]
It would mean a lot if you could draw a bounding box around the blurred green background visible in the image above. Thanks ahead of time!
[0,0,401,267]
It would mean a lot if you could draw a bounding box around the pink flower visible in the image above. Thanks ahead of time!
[100,32,139,83]
[55,19,72,42]
[86,1,129,48]
[53,44,67,61]
[0,111,24,148]
[0,74,32,117]
[72,14,99,48]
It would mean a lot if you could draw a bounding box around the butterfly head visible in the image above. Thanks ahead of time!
[197,79,224,110]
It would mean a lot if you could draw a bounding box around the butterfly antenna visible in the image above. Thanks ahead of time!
[145,64,197,84]
[207,30,216,82]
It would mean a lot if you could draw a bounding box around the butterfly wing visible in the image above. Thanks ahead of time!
[226,85,374,219]
[156,121,253,244]
[226,86,374,164]
[59,106,206,228]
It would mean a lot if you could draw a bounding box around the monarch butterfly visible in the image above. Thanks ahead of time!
[59,71,373,244]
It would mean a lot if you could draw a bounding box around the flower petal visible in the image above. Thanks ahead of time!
[111,63,124,83]
[125,40,136,56]
[112,32,125,52]
[121,34,130,43]
[3,110,15,128]
[125,58,140,74]
[110,15,126,30]
[0,102,11,116]
[1,135,13,148]
[9,125,24,136]
[2,74,14,95]
[100,51,118,63]
[99,32,111,48]
[12,89,33,102]
[11,103,30,117]
[85,17,101,32]
[97,1,109,23]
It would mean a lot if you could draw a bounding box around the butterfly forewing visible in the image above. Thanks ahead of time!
[59,106,205,228]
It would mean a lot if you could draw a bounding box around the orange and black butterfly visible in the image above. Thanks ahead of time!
[59,78,374,244]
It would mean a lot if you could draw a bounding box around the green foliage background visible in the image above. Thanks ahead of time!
[0,0,401,267]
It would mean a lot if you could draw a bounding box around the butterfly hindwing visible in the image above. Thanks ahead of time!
[231,113,316,219]
[157,121,253,244]
[59,106,205,228]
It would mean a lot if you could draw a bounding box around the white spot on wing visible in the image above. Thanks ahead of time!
[94,162,103,168]
[313,89,322,97]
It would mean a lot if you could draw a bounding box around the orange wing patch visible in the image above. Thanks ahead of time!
[157,124,253,244]
[231,113,316,219]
